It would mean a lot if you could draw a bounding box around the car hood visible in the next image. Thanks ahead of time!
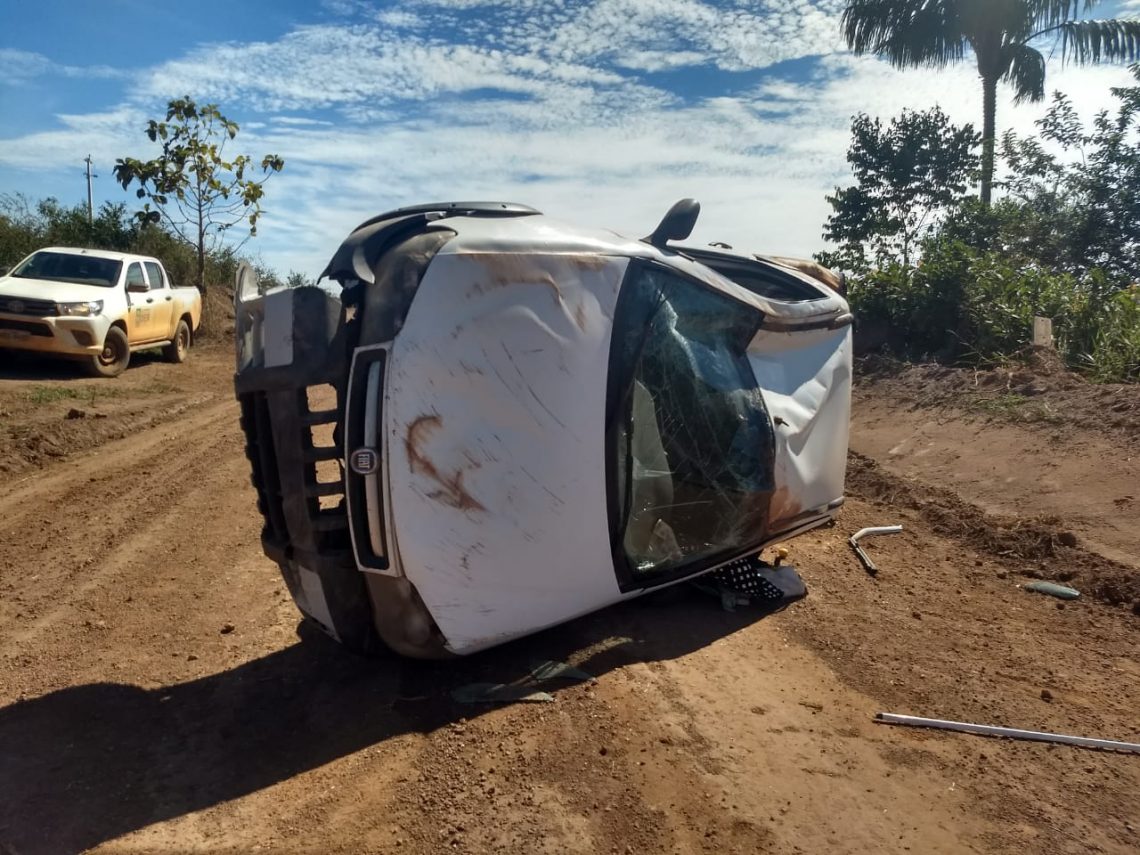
[0,276,115,305]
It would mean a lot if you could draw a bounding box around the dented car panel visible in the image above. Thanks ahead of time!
[386,251,628,653]
[233,201,852,657]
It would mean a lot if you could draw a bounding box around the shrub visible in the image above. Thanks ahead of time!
[849,241,1140,382]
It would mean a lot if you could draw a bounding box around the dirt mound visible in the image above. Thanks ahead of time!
[197,285,237,341]
[856,353,1140,440]
[847,451,1140,610]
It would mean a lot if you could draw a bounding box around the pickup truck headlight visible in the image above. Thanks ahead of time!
[56,300,103,317]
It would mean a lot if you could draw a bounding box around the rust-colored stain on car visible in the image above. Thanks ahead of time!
[405,414,486,513]
[767,485,802,526]
[471,253,564,304]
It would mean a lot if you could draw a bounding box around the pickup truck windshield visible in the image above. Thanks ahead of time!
[608,263,775,585]
[10,252,123,288]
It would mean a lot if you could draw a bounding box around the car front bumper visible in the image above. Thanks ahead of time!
[0,312,111,357]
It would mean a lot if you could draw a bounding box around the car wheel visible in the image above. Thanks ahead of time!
[87,326,130,378]
[163,320,191,364]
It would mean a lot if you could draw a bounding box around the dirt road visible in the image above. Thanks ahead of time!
[0,347,1136,854]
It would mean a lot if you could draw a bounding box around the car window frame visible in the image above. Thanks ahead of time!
[143,261,166,290]
[125,262,146,290]
[604,258,777,593]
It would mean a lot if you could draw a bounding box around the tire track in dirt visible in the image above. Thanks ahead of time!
[0,398,242,649]
[2,348,1138,854]
[781,499,1140,855]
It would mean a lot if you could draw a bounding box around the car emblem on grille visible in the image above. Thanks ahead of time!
[6,300,24,314]
[349,447,379,475]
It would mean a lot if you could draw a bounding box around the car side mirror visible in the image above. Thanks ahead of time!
[643,198,700,249]
[126,281,149,294]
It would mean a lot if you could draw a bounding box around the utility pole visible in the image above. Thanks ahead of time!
[84,155,96,224]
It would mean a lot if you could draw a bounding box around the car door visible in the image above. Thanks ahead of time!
[143,261,175,340]
[125,261,163,343]
[124,262,153,343]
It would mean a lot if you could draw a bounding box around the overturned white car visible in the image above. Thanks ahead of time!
[233,201,852,657]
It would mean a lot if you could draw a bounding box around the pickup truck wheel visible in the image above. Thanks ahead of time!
[163,320,191,364]
[87,327,130,378]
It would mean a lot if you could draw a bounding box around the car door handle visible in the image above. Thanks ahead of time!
[164,296,173,302]
[146,298,154,304]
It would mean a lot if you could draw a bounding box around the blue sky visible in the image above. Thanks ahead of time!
[1,0,1138,278]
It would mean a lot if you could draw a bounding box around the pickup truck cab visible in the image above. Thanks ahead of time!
[0,246,202,376]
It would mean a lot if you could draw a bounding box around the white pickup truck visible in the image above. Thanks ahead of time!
[234,200,852,658]
[0,246,201,377]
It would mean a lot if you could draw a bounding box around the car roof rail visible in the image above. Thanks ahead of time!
[348,202,540,235]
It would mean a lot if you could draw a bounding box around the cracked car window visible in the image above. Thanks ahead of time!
[612,265,775,578]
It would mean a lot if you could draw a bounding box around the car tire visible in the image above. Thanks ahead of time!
[163,319,191,364]
[87,326,130,378]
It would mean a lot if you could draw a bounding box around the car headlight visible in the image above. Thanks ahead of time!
[56,300,103,317]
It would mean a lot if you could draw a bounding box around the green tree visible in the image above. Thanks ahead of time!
[0,193,137,269]
[114,96,284,295]
[841,0,1140,205]
[285,270,315,289]
[820,107,979,272]
[945,65,1140,279]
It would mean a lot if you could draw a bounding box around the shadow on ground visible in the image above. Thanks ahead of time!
[0,589,790,854]
[0,349,166,382]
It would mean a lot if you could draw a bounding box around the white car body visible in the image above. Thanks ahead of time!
[0,246,201,373]
[233,201,852,657]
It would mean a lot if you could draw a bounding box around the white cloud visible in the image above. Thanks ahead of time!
[1,2,1136,278]
[374,9,428,28]
[132,25,637,118]
[0,49,127,84]
[391,0,848,72]
[0,106,146,171]
[224,55,1132,277]
[270,116,335,126]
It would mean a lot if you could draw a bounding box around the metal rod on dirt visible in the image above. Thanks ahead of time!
[849,525,903,575]
[875,713,1140,754]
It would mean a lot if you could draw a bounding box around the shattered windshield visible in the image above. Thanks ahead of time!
[608,263,775,583]
[10,252,122,288]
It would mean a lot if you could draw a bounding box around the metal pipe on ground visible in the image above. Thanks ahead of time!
[849,525,903,575]
[875,712,1140,754]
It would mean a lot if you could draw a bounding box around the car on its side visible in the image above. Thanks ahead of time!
[233,200,852,658]
[0,246,201,377]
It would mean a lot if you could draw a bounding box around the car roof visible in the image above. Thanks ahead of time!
[325,202,848,320]
[433,212,846,318]
[34,246,161,265]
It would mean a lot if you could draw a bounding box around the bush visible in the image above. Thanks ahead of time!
[849,240,1140,382]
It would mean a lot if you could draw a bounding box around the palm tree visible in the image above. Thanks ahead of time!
[842,1,1140,204]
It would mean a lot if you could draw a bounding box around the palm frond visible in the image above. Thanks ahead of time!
[1058,19,1140,64]
[1028,1,1102,32]
[1004,44,1048,103]
[842,0,966,68]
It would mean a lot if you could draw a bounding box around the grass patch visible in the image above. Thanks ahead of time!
[25,385,125,406]
[144,379,177,395]
[967,393,1064,425]
[25,386,81,405]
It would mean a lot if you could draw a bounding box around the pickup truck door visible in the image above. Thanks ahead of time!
[124,261,165,343]
[143,261,175,340]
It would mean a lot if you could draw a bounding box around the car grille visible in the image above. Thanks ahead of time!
[238,388,350,562]
[0,297,57,317]
[343,346,390,571]
[0,318,52,337]
[232,288,354,565]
